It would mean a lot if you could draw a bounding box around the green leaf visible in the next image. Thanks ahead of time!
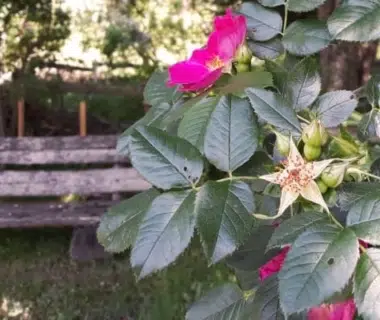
[178,97,218,153]
[258,0,284,7]
[239,2,282,41]
[196,181,256,263]
[247,38,284,60]
[264,60,288,95]
[144,69,182,105]
[357,110,380,143]
[347,196,380,245]
[216,71,273,95]
[116,102,172,155]
[129,126,204,190]
[366,75,380,107]
[97,189,159,253]
[314,90,358,128]
[354,248,380,320]
[279,224,360,314]
[327,1,380,42]
[285,57,321,111]
[252,275,285,320]
[338,183,380,211]
[226,225,276,271]
[186,284,250,320]
[245,88,302,135]
[282,19,331,56]
[267,211,329,250]
[204,96,259,172]
[288,0,328,12]
[131,190,196,279]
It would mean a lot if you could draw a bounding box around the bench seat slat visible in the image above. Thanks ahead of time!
[0,168,151,196]
[0,201,115,228]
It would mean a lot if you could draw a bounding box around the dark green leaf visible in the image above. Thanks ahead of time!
[239,2,282,41]
[288,0,328,12]
[279,224,359,314]
[144,69,182,105]
[178,97,218,153]
[247,38,284,60]
[258,0,284,7]
[131,190,196,279]
[264,61,288,95]
[204,96,259,172]
[314,90,358,128]
[354,248,380,320]
[327,1,380,42]
[347,196,380,244]
[267,211,329,250]
[116,102,172,155]
[252,275,285,320]
[186,283,250,320]
[246,88,302,134]
[216,71,273,96]
[282,19,331,56]
[196,181,256,263]
[338,183,380,211]
[129,126,204,190]
[97,189,159,253]
[285,57,321,110]
[366,75,380,107]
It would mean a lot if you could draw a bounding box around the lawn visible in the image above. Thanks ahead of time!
[0,228,233,320]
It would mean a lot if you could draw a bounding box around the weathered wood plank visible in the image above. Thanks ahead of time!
[0,135,119,151]
[0,168,151,196]
[0,149,128,165]
[0,201,114,228]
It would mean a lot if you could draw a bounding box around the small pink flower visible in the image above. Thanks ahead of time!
[167,9,246,92]
[308,299,356,320]
[258,246,290,281]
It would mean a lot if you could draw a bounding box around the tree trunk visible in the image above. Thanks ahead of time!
[318,0,378,91]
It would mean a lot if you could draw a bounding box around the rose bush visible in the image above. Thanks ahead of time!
[97,1,380,319]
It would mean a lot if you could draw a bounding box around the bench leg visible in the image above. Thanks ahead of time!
[69,225,112,261]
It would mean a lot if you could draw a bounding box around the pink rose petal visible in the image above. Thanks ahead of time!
[259,246,290,281]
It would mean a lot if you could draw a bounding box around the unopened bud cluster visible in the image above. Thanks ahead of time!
[302,120,328,161]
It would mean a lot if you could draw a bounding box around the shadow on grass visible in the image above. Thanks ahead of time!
[0,228,233,320]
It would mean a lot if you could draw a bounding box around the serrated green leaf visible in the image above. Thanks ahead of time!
[264,60,288,95]
[144,69,182,105]
[246,88,302,134]
[178,97,219,153]
[354,248,380,320]
[204,96,259,172]
[282,19,331,56]
[288,0,328,12]
[131,190,196,279]
[366,75,380,107]
[327,1,380,42]
[216,71,273,95]
[196,181,256,264]
[358,110,380,144]
[338,183,380,211]
[97,189,159,253]
[347,196,380,245]
[285,57,321,111]
[279,224,359,314]
[252,275,285,320]
[247,38,284,60]
[129,126,204,190]
[186,284,250,320]
[267,211,329,250]
[239,2,282,41]
[314,90,358,128]
[258,0,284,7]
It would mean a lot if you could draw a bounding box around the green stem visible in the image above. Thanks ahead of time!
[358,170,380,181]
[217,176,258,183]
[297,115,310,124]
[282,1,289,34]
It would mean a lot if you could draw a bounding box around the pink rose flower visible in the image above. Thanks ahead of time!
[308,299,356,320]
[167,9,246,92]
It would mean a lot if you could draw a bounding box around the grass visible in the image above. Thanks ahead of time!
[0,229,233,320]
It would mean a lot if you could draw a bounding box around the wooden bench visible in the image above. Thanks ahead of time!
[0,134,151,259]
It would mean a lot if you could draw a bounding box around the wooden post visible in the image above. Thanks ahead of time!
[17,98,25,137]
[79,100,87,137]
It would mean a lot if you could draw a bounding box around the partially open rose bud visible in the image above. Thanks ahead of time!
[321,163,348,188]
[316,179,328,194]
[302,120,328,147]
[274,131,290,156]
[303,144,321,161]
